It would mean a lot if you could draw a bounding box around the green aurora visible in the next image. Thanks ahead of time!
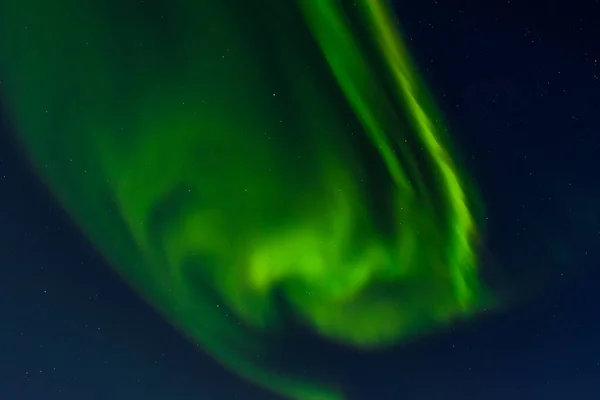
[0,1,494,398]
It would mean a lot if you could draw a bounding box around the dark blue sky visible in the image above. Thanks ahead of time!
[1,0,599,399]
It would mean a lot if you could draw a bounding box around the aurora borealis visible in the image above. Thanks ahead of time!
[1,1,494,399]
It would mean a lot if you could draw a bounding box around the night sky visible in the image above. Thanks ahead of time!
[1,1,600,399]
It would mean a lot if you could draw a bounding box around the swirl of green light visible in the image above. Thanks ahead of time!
[0,0,491,399]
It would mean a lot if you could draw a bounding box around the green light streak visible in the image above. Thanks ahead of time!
[0,1,491,399]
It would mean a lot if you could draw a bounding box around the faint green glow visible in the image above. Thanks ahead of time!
[0,1,491,399]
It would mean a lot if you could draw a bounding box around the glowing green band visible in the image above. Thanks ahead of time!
[0,1,490,398]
